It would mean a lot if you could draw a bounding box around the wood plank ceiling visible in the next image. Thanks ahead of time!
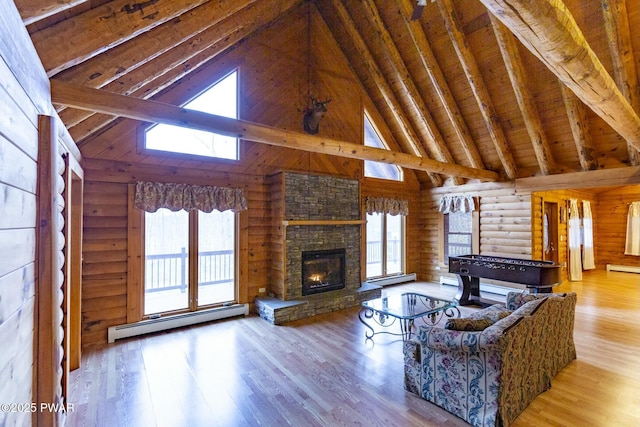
[14,0,640,187]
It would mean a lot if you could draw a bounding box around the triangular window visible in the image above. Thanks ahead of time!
[363,114,402,181]
[145,70,238,160]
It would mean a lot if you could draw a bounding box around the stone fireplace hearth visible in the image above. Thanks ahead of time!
[255,172,381,324]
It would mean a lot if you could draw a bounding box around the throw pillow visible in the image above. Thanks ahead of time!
[445,317,493,331]
[469,304,512,323]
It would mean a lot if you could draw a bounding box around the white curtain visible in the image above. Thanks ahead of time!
[568,199,582,281]
[582,200,595,270]
[625,201,640,256]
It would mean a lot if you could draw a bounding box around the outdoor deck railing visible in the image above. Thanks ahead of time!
[145,248,234,292]
[366,240,401,264]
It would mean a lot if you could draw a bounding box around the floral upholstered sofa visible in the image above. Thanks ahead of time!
[404,292,577,427]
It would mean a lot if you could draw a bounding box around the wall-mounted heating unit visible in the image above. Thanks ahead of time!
[606,264,640,274]
[108,303,249,343]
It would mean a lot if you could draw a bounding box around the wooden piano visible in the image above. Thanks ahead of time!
[448,255,562,306]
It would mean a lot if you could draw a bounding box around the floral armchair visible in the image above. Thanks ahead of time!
[404,292,577,427]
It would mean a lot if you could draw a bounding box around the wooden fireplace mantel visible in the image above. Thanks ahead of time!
[282,220,365,226]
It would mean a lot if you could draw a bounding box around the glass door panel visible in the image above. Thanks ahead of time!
[144,209,189,314]
[197,210,236,306]
[366,213,383,278]
[386,214,403,275]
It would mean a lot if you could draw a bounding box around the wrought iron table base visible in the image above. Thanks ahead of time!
[358,302,460,342]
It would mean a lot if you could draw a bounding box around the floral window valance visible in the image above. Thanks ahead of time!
[366,197,409,216]
[439,195,476,214]
[134,181,247,213]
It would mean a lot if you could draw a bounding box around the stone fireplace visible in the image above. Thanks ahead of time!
[255,172,381,324]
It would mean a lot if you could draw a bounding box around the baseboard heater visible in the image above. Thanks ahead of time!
[606,264,640,274]
[367,273,417,287]
[107,303,249,343]
[439,276,524,297]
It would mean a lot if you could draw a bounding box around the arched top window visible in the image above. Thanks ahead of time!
[363,113,402,181]
[145,70,239,160]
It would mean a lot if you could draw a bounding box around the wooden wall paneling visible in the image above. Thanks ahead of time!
[422,182,533,284]
[242,178,270,303]
[81,181,129,346]
[595,186,640,268]
[360,178,421,276]
[126,184,143,323]
[267,172,286,299]
[81,163,271,345]
[0,6,51,425]
[0,2,51,115]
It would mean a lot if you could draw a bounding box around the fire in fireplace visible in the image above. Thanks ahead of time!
[301,248,346,296]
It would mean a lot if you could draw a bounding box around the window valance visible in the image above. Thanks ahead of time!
[134,181,247,213]
[366,197,408,216]
[439,195,476,214]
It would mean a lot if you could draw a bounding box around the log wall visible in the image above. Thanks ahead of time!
[531,189,597,280]
[421,182,535,285]
[0,2,82,425]
[596,185,640,269]
[0,53,40,426]
[78,5,420,347]
[421,181,639,287]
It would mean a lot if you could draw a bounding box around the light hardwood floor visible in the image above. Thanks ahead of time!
[67,270,640,426]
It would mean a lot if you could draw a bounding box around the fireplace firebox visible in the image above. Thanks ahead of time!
[301,249,346,296]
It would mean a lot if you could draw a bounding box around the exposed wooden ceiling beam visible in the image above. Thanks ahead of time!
[360,0,463,185]
[30,0,210,76]
[478,0,640,151]
[14,0,89,26]
[398,0,485,172]
[326,0,442,186]
[516,166,640,191]
[559,83,598,171]
[601,0,640,165]
[51,80,499,181]
[438,0,518,180]
[490,15,556,175]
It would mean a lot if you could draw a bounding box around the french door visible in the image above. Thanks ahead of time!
[144,208,236,315]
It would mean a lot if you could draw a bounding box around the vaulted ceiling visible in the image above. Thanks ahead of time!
[15,0,640,187]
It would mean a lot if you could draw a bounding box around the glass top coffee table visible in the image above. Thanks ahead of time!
[359,292,460,341]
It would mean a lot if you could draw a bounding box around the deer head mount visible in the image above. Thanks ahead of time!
[303,96,332,134]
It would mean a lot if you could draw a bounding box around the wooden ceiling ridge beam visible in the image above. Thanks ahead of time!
[360,0,463,185]
[327,0,442,186]
[490,15,556,175]
[31,0,211,76]
[516,165,640,191]
[437,0,518,180]
[559,84,599,171]
[51,80,500,181]
[397,0,485,172]
[478,0,640,152]
[601,0,640,165]
[60,0,280,131]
